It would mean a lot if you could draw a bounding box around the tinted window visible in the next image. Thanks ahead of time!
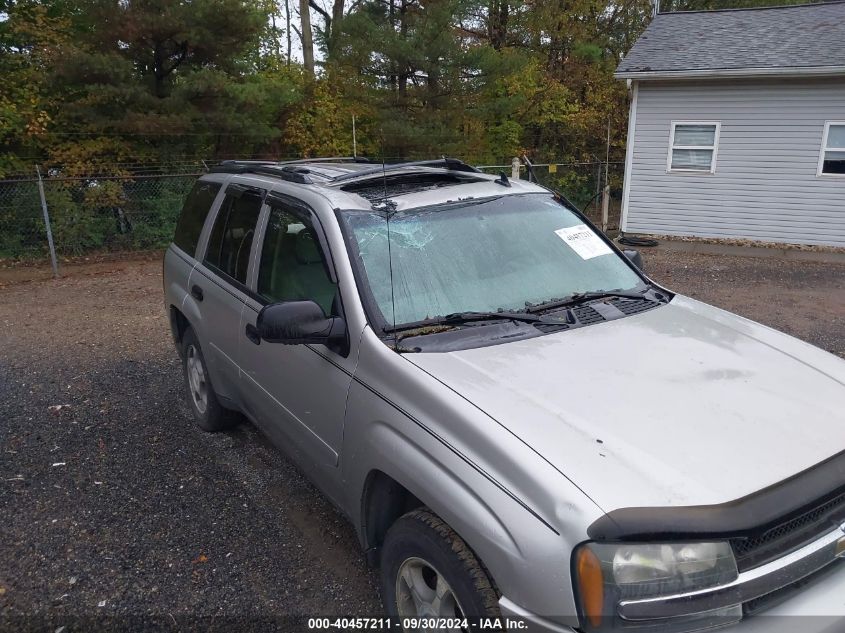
[205,188,263,284]
[173,180,221,256]
[257,204,338,316]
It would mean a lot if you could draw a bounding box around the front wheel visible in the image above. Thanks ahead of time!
[380,509,500,631]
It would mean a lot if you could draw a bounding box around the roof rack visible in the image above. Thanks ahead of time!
[216,157,370,168]
[208,162,316,184]
[208,157,479,186]
[330,158,481,183]
[209,156,374,184]
[287,156,372,164]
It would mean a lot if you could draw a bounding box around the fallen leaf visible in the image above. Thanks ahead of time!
[193,553,209,564]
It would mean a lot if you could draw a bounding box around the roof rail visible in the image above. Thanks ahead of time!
[208,162,315,184]
[281,156,371,164]
[330,158,481,183]
[207,157,478,186]
[209,156,373,184]
[216,156,370,168]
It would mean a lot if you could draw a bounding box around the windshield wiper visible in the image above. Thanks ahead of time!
[526,288,650,314]
[442,310,542,324]
[384,310,541,333]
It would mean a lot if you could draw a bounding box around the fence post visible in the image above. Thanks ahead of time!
[511,157,521,180]
[601,184,610,234]
[595,160,602,200]
[35,165,59,278]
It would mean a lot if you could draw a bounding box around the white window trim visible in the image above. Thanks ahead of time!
[667,121,721,174]
[817,121,845,177]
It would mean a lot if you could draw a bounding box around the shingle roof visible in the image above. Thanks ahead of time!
[616,1,845,78]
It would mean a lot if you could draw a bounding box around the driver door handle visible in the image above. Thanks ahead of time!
[245,323,261,345]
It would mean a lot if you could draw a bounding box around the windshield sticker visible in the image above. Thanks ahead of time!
[554,224,613,259]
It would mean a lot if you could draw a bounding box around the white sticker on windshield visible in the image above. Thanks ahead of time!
[554,224,612,259]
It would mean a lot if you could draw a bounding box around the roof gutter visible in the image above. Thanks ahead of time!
[614,65,845,80]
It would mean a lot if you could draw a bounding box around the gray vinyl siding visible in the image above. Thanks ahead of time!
[624,78,845,247]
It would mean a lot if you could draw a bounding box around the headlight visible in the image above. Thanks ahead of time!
[573,541,741,632]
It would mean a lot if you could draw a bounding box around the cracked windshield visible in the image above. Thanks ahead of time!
[342,194,643,326]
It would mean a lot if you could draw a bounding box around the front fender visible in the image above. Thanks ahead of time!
[340,329,600,626]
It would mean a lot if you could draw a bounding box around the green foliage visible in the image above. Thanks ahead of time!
[2,0,656,171]
[0,175,199,258]
[2,0,660,257]
[0,181,46,258]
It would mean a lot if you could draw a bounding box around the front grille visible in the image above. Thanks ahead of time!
[730,490,845,571]
[743,559,844,616]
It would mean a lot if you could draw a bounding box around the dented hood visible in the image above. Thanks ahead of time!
[406,296,845,513]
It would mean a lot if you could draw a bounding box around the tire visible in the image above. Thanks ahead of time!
[181,328,239,432]
[380,509,500,630]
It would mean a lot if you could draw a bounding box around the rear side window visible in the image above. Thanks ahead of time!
[173,180,221,256]
[204,187,263,285]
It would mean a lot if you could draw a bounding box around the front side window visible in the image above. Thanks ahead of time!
[668,122,720,172]
[173,180,221,256]
[819,122,845,175]
[204,187,263,284]
[257,203,338,316]
[340,194,643,328]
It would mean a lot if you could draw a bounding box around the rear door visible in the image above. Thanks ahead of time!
[238,193,355,473]
[189,182,265,403]
[164,179,224,336]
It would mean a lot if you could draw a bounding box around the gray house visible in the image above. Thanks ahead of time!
[615,2,845,247]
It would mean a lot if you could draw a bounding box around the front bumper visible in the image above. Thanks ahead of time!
[499,558,845,633]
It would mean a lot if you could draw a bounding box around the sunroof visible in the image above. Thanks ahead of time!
[339,173,483,202]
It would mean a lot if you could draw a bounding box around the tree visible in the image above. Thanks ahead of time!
[1,0,659,174]
[299,0,316,75]
[0,0,72,174]
[40,0,296,171]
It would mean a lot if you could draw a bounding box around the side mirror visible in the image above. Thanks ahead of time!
[623,249,644,272]
[257,300,347,348]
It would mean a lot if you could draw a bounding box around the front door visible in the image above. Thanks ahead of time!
[238,196,355,472]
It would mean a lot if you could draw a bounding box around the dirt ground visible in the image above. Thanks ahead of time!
[645,248,845,359]
[1,250,843,630]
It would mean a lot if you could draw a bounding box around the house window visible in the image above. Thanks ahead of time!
[668,122,720,173]
[819,122,845,176]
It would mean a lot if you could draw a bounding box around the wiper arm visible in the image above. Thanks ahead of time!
[384,310,541,333]
[568,289,649,302]
[441,310,541,324]
[526,288,649,314]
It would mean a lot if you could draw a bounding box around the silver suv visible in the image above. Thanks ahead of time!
[163,158,845,632]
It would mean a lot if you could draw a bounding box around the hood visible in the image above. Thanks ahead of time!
[406,296,845,513]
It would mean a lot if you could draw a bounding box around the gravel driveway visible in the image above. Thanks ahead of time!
[1,250,843,631]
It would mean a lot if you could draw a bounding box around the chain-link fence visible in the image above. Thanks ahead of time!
[0,159,624,273]
[0,167,203,271]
